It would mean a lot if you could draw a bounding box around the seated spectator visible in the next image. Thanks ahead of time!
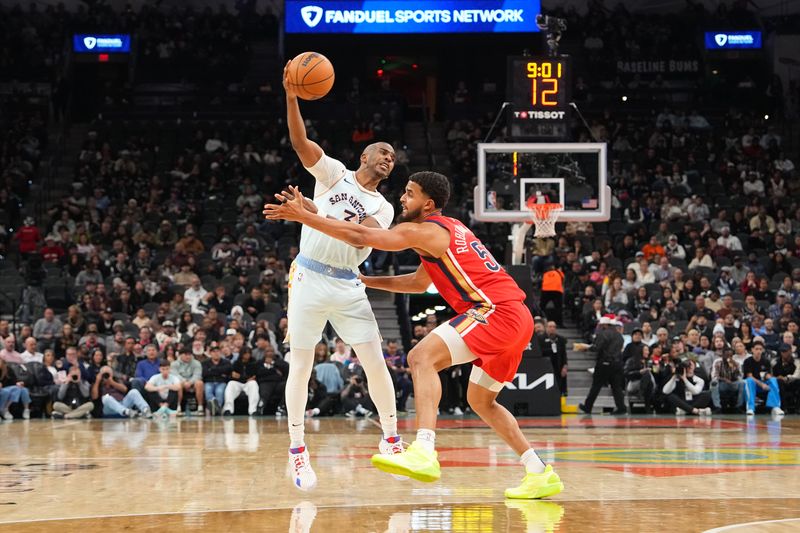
[641,236,665,261]
[305,369,336,418]
[341,373,374,418]
[20,336,43,363]
[772,344,800,414]
[717,227,742,252]
[171,348,204,415]
[664,234,686,260]
[184,276,208,313]
[52,365,94,419]
[156,320,181,350]
[0,335,23,363]
[133,344,161,393]
[33,308,62,352]
[208,285,233,315]
[145,359,183,414]
[256,347,289,414]
[0,358,32,419]
[624,344,656,412]
[710,348,744,412]
[662,359,711,415]
[689,247,715,269]
[202,346,231,415]
[742,342,784,416]
[223,348,259,416]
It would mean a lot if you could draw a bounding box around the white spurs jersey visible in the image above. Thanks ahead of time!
[300,154,394,269]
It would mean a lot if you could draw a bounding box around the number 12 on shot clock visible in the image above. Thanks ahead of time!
[526,61,562,106]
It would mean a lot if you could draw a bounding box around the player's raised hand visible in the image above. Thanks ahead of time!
[283,60,298,99]
[274,186,318,214]
[263,185,308,222]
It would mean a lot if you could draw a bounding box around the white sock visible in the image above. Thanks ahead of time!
[520,448,546,474]
[352,339,398,439]
[285,346,315,448]
[415,429,436,452]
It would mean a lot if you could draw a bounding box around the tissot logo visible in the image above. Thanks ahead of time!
[714,33,727,46]
[83,36,97,49]
[301,5,323,27]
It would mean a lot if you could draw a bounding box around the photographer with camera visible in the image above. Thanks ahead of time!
[52,365,94,419]
[92,364,152,418]
[662,358,712,415]
[341,373,374,418]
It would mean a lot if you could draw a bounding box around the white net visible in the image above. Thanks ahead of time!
[529,204,562,238]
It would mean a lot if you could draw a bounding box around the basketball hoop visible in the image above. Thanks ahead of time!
[526,199,562,238]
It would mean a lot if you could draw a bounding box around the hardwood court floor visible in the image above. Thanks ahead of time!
[1,415,799,532]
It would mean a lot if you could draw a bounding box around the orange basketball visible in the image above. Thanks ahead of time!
[287,51,335,100]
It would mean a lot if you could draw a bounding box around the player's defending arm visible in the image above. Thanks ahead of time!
[264,186,447,255]
[360,264,432,294]
[284,60,323,168]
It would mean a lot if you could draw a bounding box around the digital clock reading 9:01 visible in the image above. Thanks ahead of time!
[507,56,570,111]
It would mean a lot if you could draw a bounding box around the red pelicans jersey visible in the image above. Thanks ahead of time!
[420,215,526,314]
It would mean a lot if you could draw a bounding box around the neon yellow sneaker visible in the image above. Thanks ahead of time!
[504,465,564,499]
[505,500,565,532]
[371,441,441,482]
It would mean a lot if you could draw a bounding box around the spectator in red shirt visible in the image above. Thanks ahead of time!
[14,217,41,258]
[641,235,665,261]
[40,234,65,264]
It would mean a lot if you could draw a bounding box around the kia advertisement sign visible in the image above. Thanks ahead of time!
[73,34,131,53]
[704,31,762,50]
[285,1,541,34]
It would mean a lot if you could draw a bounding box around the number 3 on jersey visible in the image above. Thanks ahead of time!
[470,241,500,272]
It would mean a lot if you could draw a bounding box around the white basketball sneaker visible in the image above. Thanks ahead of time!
[288,446,318,491]
[379,435,408,480]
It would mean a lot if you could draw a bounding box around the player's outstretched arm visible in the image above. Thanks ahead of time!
[284,60,323,168]
[361,264,432,294]
[264,186,440,254]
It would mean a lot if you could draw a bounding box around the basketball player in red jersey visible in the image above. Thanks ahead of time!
[265,171,563,499]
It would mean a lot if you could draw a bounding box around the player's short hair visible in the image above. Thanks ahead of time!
[409,171,450,209]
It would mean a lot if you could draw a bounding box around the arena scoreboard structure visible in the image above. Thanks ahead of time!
[506,56,571,140]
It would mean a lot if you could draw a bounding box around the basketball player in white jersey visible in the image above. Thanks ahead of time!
[281,60,403,491]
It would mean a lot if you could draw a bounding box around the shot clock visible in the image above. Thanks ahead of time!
[506,56,571,140]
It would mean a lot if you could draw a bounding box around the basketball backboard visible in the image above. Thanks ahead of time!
[474,143,610,223]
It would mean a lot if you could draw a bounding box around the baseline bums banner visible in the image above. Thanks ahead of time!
[704,31,761,50]
[73,34,131,53]
[285,1,541,34]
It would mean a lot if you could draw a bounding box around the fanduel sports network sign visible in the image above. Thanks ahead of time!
[73,34,131,53]
[704,31,762,50]
[285,1,541,34]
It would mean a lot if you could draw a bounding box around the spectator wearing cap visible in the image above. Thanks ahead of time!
[717,226,742,252]
[154,220,178,249]
[96,307,115,335]
[211,235,239,263]
[33,308,62,352]
[156,320,181,350]
[231,269,251,296]
[13,216,41,259]
[171,348,204,415]
[175,226,204,255]
[623,328,646,362]
[40,234,65,263]
[742,342,784,416]
[664,234,686,261]
[78,323,105,352]
[235,244,260,270]
[773,343,800,413]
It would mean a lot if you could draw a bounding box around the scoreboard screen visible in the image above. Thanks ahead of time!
[506,56,571,140]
